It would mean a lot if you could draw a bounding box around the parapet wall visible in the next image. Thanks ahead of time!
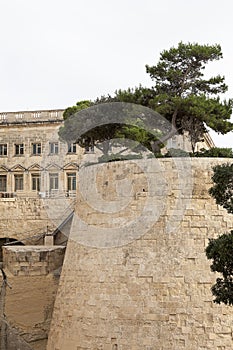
[2,246,65,350]
[47,158,233,350]
[0,196,74,244]
[0,198,50,242]
[0,109,64,124]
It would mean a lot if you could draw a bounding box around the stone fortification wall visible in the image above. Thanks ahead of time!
[1,246,65,350]
[47,158,233,350]
[0,198,49,242]
[0,196,74,244]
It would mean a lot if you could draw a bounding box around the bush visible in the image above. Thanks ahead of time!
[98,153,143,163]
[194,147,233,158]
[164,148,190,157]
[206,231,233,305]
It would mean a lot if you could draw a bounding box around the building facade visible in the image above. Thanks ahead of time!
[0,109,82,199]
[0,108,216,198]
[0,108,215,242]
[0,110,222,350]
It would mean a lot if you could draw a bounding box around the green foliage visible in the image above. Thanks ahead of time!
[113,85,155,107]
[146,42,227,97]
[206,162,233,305]
[115,122,164,154]
[206,231,233,305]
[60,102,165,156]
[63,100,92,120]
[61,42,233,155]
[209,163,233,214]
[164,148,190,157]
[194,147,233,158]
[98,153,143,163]
[115,42,233,151]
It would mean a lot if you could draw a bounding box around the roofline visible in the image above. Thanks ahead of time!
[0,108,65,114]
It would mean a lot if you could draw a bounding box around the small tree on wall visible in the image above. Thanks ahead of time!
[206,163,233,305]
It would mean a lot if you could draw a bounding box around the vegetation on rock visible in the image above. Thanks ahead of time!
[206,162,233,305]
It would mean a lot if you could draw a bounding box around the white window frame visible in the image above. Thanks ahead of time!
[14,174,24,191]
[49,173,59,191]
[67,172,76,191]
[32,143,42,155]
[67,143,77,154]
[15,144,24,155]
[0,175,7,192]
[31,173,41,191]
[49,142,59,154]
[0,144,7,156]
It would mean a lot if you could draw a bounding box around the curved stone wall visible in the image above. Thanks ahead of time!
[47,158,233,350]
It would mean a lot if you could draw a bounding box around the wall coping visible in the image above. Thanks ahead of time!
[2,246,65,253]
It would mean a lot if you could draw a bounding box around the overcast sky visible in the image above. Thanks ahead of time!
[0,0,233,147]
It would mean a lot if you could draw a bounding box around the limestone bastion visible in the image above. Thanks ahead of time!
[47,157,233,350]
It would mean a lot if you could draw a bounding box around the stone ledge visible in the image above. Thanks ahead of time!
[2,246,66,276]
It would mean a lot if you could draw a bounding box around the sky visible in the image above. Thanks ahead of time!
[0,0,233,148]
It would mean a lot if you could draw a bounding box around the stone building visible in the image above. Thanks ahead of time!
[0,109,82,199]
[0,108,226,350]
[0,109,81,350]
[166,131,215,152]
[0,108,215,202]
[47,158,233,350]
[0,109,85,249]
[0,108,215,246]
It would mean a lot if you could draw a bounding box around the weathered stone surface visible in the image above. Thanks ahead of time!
[1,246,65,350]
[47,158,233,350]
[0,113,82,243]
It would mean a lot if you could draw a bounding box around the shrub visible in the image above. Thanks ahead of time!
[194,147,233,158]
[164,148,190,157]
[98,153,143,163]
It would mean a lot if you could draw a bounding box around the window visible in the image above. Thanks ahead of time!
[67,143,76,154]
[67,173,76,191]
[0,175,7,192]
[31,174,41,191]
[15,113,23,119]
[50,111,58,118]
[33,112,41,118]
[14,174,24,191]
[49,173,59,191]
[49,142,59,154]
[32,143,41,155]
[15,144,24,155]
[84,138,94,153]
[0,114,6,120]
[0,144,7,156]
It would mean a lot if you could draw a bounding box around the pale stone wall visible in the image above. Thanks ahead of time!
[48,158,233,350]
[0,196,75,244]
[1,246,65,350]
[166,131,215,152]
[0,108,215,245]
[0,121,82,196]
[0,198,50,242]
[0,111,82,244]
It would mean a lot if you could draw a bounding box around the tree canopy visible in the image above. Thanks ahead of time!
[209,163,233,214]
[63,100,92,120]
[59,102,166,155]
[206,162,233,305]
[60,42,233,153]
[113,42,233,151]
